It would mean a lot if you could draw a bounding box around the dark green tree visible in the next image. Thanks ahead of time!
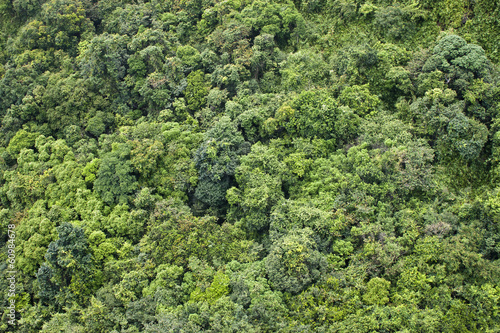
[37,222,94,307]
[194,116,247,211]
[422,34,493,96]
[94,143,138,205]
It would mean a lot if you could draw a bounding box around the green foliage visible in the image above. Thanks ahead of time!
[406,87,490,163]
[78,33,129,91]
[37,222,94,307]
[422,34,494,95]
[280,50,329,91]
[228,142,287,232]
[14,201,57,275]
[7,129,38,156]
[185,70,210,111]
[470,0,500,63]
[94,143,138,205]
[190,270,230,304]
[15,0,94,57]
[363,277,391,305]
[143,264,184,307]
[104,4,153,36]
[238,0,305,47]
[141,200,252,268]
[82,158,100,184]
[339,84,380,117]
[274,90,360,144]
[374,5,422,41]
[2,0,500,331]
[194,116,246,211]
[266,228,328,294]
[176,45,201,69]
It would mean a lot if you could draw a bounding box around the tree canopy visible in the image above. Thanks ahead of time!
[1,0,500,331]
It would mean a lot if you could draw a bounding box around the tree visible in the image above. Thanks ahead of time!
[17,0,94,55]
[185,70,210,112]
[94,143,138,205]
[280,50,329,92]
[227,142,286,232]
[472,0,500,63]
[374,5,419,41]
[6,129,38,156]
[12,0,45,18]
[363,277,391,305]
[37,222,94,307]
[78,33,130,94]
[141,199,250,268]
[176,45,201,70]
[143,264,184,308]
[269,199,338,249]
[36,72,112,136]
[266,228,327,294]
[104,3,153,36]
[250,33,280,82]
[274,90,360,145]
[339,84,380,117]
[193,116,247,211]
[422,34,493,96]
[237,0,305,47]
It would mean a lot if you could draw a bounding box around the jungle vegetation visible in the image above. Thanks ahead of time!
[1,0,500,331]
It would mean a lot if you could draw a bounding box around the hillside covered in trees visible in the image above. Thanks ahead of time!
[1,0,500,331]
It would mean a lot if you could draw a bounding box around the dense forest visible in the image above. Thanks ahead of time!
[1,0,500,331]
